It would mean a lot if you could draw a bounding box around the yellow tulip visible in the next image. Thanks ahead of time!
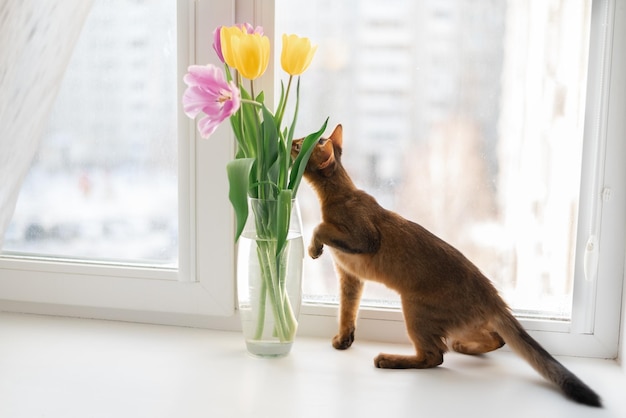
[221,26,270,80]
[281,34,317,76]
[220,26,246,69]
[231,33,270,80]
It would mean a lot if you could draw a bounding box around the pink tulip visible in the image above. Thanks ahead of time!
[240,23,263,35]
[212,26,225,63]
[182,64,241,138]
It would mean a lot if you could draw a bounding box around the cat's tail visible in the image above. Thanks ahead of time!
[493,312,602,407]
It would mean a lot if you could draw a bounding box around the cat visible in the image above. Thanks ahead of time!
[292,124,601,407]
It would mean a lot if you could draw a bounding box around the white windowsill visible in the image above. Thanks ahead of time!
[0,312,624,418]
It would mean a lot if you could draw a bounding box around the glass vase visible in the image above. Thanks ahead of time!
[237,197,304,357]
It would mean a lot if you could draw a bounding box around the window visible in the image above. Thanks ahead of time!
[0,0,623,359]
[3,0,178,266]
[277,0,590,319]
[274,0,625,357]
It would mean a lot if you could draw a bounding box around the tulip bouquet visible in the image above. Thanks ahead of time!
[182,24,327,345]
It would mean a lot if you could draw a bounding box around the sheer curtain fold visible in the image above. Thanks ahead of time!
[0,0,93,248]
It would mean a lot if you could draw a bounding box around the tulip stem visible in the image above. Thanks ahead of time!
[275,75,293,129]
[237,71,245,158]
[249,80,265,199]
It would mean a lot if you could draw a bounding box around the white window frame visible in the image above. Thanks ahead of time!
[0,0,237,325]
[0,0,624,360]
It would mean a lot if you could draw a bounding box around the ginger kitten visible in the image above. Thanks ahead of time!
[292,125,601,407]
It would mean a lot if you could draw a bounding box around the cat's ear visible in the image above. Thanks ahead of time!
[315,135,337,171]
[317,138,335,169]
[329,124,343,148]
[315,124,342,171]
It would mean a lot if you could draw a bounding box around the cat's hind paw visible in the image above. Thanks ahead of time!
[374,352,443,369]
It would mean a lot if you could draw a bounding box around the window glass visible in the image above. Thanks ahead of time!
[3,0,178,266]
[276,0,591,319]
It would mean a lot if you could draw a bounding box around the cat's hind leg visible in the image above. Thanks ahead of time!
[374,323,445,368]
[374,349,444,369]
[332,268,364,350]
[448,323,505,355]
[374,298,446,369]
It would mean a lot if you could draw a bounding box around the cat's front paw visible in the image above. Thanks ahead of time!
[308,242,323,259]
[332,327,355,350]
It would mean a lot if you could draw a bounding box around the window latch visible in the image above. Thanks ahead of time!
[583,235,599,282]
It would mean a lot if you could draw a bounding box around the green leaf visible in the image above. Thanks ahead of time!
[229,110,243,154]
[226,158,255,242]
[261,104,280,197]
[276,80,286,122]
[262,104,278,156]
[240,86,260,158]
[276,189,293,255]
[278,133,289,190]
[288,117,329,195]
[224,64,234,82]
[267,157,281,196]
[247,159,261,200]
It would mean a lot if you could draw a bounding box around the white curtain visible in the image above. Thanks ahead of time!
[0,0,93,248]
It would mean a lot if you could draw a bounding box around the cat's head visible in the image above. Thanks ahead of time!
[292,124,343,177]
